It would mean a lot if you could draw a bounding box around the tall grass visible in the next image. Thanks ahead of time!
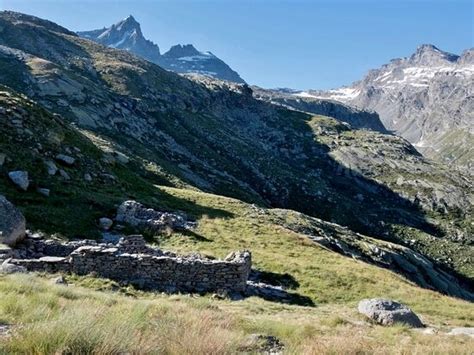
[0,275,243,354]
[0,274,473,354]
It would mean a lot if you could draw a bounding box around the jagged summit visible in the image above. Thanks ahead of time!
[409,43,459,65]
[112,15,140,31]
[78,15,161,62]
[163,44,212,58]
[78,16,245,83]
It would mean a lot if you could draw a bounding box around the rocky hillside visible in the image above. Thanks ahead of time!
[252,87,388,133]
[297,45,474,173]
[0,11,472,297]
[78,15,245,83]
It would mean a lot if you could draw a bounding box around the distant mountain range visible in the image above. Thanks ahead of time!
[292,45,473,173]
[78,15,245,83]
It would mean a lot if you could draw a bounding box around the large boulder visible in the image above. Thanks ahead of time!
[358,298,423,327]
[0,195,26,246]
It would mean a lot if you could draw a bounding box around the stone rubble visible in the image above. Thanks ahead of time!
[116,200,196,233]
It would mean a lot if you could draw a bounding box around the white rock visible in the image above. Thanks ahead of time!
[8,170,29,191]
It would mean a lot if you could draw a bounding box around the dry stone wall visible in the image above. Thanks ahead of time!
[11,235,252,293]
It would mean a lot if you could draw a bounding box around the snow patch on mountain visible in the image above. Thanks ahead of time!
[308,44,474,172]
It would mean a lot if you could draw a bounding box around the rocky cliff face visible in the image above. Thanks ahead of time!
[297,45,474,173]
[0,11,472,295]
[78,16,245,83]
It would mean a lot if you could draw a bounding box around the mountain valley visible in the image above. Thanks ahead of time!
[0,10,472,354]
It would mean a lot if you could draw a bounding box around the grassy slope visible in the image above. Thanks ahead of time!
[0,185,473,354]
[0,89,473,353]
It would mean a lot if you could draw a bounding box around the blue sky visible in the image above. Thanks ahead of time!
[1,0,473,89]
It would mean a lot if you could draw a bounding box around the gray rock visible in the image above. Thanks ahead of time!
[44,160,58,175]
[0,259,27,274]
[59,169,70,180]
[8,170,29,191]
[99,217,113,230]
[84,173,92,182]
[447,327,474,337]
[53,275,68,286]
[114,151,129,165]
[0,153,6,166]
[239,334,285,354]
[55,154,75,166]
[358,298,423,327]
[37,188,50,197]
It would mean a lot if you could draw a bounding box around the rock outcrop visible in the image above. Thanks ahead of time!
[0,195,26,246]
[358,298,424,327]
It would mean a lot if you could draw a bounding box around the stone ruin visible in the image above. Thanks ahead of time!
[7,234,252,293]
[115,200,197,233]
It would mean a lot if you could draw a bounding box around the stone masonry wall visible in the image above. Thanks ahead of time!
[11,235,252,293]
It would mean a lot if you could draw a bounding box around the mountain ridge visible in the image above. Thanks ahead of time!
[294,44,474,173]
[78,16,245,83]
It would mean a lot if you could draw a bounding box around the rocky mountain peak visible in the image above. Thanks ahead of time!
[311,44,473,172]
[98,15,144,44]
[78,15,161,61]
[114,15,140,32]
[78,17,244,83]
[163,44,209,58]
[409,43,459,66]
